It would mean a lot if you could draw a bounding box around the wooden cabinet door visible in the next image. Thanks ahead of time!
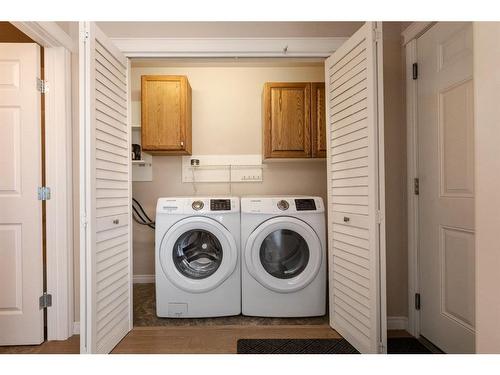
[141,75,192,154]
[311,82,326,158]
[263,82,311,158]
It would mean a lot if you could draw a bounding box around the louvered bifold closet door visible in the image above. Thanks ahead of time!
[324,22,387,354]
[80,22,132,354]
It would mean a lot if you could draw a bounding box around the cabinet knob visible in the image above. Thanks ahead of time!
[180,141,184,147]
[343,216,350,223]
[113,219,120,225]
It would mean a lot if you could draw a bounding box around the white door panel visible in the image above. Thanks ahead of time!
[417,22,474,353]
[0,43,43,345]
[80,22,131,354]
[325,22,387,354]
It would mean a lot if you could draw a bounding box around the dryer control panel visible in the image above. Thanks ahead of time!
[241,196,324,214]
[295,198,316,211]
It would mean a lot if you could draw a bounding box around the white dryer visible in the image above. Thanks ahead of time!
[155,197,240,318]
[241,196,326,317]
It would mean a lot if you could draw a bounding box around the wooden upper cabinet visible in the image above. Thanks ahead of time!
[141,75,192,155]
[311,82,326,158]
[263,82,311,158]
[262,82,326,159]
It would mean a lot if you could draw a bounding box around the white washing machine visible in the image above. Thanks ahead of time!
[155,197,240,318]
[241,196,326,317]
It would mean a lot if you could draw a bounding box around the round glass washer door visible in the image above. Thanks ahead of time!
[159,217,238,293]
[244,217,322,293]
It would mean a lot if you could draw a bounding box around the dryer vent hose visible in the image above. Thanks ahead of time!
[132,198,155,229]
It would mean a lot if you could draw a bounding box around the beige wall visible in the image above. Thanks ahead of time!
[382,22,408,317]
[131,62,328,276]
[473,22,500,353]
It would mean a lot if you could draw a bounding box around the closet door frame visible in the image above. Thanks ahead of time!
[78,24,390,353]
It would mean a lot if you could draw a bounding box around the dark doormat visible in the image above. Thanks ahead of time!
[237,339,359,354]
[387,337,433,354]
[237,338,433,354]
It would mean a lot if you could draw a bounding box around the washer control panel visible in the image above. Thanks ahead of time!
[210,199,231,211]
[191,200,204,211]
[277,200,289,211]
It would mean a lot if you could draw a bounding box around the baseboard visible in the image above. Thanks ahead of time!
[73,321,80,335]
[387,316,409,330]
[133,274,155,284]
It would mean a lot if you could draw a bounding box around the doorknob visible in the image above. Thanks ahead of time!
[113,219,120,225]
[343,216,350,223]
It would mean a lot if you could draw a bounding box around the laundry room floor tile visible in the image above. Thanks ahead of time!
[133,283,329,327]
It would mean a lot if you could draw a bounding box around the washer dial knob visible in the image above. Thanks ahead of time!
[277,200,289,211]
[192,200,204,211]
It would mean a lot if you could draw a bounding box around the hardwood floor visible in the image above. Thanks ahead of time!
[0,335,80,354]
[0,326,412,354]
[113,324,342,354]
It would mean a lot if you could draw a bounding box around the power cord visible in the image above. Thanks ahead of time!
[132,198,155,229]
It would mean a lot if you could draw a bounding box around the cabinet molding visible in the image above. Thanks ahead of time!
[311,82,327,158]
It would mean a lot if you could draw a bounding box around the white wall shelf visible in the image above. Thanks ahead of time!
[131,125,152,181]
[182,154,263,183]
[132,159,152,166]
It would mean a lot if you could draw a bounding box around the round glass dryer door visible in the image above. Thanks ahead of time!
[173,229,223,279]
[259,229,309,279]
[245,217,322,293]
[159,217,238,293]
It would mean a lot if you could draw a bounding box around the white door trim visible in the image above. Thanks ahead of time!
[110,37,348,58]
[13,22,74,341]
[404,38,420,337]
[404,22,454,338]
[127,58,133,333]
[10,22,76,52]
[44,47,74,341]
[401,22,435,46]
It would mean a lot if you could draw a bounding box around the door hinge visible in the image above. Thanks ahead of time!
[372,27,382,42]
[415,293,421,310]
[412,63,418,80]
[376,210,384,224]
[36,78,48,94]
[81,30,89,42]
[414,178,419,195]
[39,292,52,309]
[81,213,88,228]
[37,186,51,201]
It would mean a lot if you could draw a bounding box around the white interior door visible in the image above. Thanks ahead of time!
[0,43,44,345]
[325,22,387,354]
[80,22,132,354]
[417,22,474,353]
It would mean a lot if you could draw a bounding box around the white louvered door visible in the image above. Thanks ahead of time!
[325,22,387,354]
[80,22,132,354]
